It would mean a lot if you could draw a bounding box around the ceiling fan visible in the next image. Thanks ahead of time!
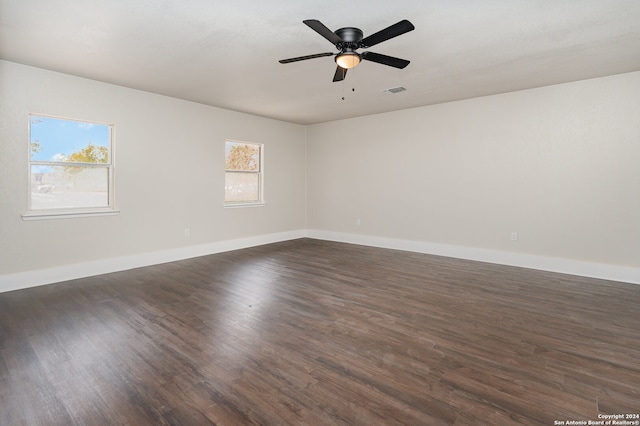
[279,19,415,82]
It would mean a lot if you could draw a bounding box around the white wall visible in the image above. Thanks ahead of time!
[2,61,639,291]
[0,61,307,290]
[307,72,640,282]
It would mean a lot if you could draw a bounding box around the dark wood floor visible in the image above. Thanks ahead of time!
[1,239,639,425]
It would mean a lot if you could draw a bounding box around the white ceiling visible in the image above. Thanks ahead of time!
[1,0,640,125]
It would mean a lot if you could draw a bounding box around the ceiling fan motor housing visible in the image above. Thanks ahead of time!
[335,27,364,48]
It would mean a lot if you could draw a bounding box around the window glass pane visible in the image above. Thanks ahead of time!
[31,165,109,210]
[30,116,110,163]
[225,172,260,202]
[225,142,260,172]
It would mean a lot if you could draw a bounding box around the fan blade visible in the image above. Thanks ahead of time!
[303,19,343,45]
[361,51,410,69]
[279,52,334,64]
[333,66,347,82]
[360,20,415,48]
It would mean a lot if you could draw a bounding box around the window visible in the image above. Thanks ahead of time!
[225,140,263,206]
[25,114,116,218]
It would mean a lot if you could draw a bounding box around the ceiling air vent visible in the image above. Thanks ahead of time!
[383,86,407,94]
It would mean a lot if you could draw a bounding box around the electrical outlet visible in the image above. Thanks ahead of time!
[356,219,361,226]
[184,228,191,237]
[511,232,518,241]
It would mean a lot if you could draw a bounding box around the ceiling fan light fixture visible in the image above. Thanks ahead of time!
[280,19,414,82]
[336,52,361,69]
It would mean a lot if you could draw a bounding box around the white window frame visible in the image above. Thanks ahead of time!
[224,140,265,207]
[22,113,118,220]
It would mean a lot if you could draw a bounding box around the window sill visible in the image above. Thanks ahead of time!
[223,202,267,209]
[22,209,120,221]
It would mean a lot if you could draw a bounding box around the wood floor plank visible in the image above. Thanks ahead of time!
[1,238,639,425]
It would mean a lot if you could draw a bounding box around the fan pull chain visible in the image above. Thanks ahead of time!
[352,65,356,94]
[341,68,356,101]
[350,67,357,98]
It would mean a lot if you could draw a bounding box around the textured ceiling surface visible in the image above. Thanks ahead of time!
[1,0,640,124]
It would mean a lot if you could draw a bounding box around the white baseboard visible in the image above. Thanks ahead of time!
[2,228,638,294]
[307,230,640,285]
[0,230,306,293]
